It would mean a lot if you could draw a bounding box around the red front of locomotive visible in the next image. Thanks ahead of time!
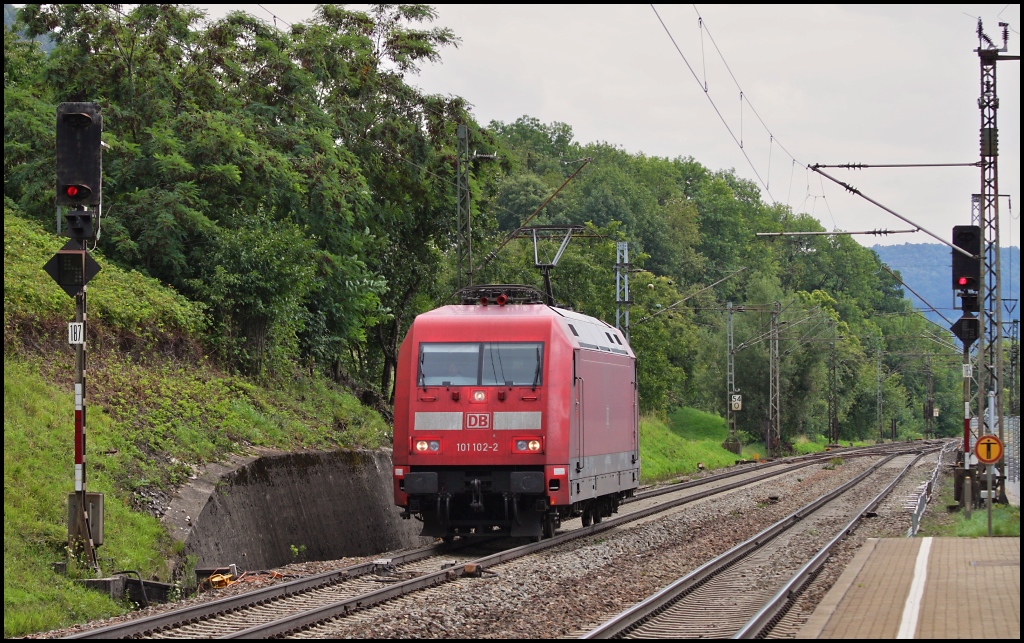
[392,303,574,539]
[392,299,639,540]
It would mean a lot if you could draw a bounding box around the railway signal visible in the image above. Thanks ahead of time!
[951,225,981,292]
[948,225,982,352]
[56,102,102,208]
[47,102,104,575]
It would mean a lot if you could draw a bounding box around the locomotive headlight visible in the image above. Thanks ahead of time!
[513,437,543,453]
[414,439,441,453]
[471,390,487,403]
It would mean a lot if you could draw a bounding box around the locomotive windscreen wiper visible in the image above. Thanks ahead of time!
[532,346,541,390]
[487,343,504,387]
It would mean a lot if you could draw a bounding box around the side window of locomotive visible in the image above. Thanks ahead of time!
[419,343,479,386]
[481,343,543,386]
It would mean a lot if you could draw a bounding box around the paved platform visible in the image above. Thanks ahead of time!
[799,537,1020,639]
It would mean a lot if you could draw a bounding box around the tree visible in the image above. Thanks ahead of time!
[9,4,482,388]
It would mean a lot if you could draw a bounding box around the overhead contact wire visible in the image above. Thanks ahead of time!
[650,5,776,204]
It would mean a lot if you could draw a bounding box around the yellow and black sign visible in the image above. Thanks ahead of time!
[974,434,1003,465]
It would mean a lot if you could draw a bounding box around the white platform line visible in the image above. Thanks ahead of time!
[896,536,933,639]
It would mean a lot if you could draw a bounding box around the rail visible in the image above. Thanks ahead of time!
[736,449,936,638]
[582,449,934,639]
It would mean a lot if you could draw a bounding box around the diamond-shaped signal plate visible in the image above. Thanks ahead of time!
[949,315,979,346]
[42,241,101,297]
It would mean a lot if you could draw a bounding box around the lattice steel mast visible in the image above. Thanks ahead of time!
[615,242,631,342]
[456,124,471,290]
[975,20,1017,491]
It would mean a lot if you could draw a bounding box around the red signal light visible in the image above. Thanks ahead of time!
[61,184,91,200]
[958,277,968,287]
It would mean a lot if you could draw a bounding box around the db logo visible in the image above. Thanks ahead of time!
[466,413,490,429]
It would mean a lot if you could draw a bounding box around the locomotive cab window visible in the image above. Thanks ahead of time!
[419,342,543,387]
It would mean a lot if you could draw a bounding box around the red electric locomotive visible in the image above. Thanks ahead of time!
[392,286,639,540]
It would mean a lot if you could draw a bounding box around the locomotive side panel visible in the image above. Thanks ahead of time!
[569,349,639,503]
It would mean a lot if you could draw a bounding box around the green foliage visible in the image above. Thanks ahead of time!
[791,434,829,455]
[5,3,479,386]
[639,412,739,482]
[4,204,207,346]
[7,2,967,427]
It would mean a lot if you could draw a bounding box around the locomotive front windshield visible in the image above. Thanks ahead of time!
[418,342,543,387]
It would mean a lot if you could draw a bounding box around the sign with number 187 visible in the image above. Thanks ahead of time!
[68,322,84,345]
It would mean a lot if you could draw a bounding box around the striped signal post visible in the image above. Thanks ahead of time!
[72,285,100,572]
[963,349,973,519]
[44,247,101,572]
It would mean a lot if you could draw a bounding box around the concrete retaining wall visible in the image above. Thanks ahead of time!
[163,449,430,570]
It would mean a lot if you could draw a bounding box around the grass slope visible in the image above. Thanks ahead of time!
[3,206,390,637]
[639,407,834,483]
[5,359,165,636]
[642,408,743,482]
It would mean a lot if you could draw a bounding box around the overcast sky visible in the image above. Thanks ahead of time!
[200,4,1020,249]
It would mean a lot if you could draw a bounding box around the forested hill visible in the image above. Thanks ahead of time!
[5,4,974,446]
[872,243,1021,327]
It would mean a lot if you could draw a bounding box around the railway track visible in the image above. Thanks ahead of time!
[63,541,493,639]
[63,443,936,639]
[580,448,939,639]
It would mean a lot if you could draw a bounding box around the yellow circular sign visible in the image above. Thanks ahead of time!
[974,434,1004,465]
